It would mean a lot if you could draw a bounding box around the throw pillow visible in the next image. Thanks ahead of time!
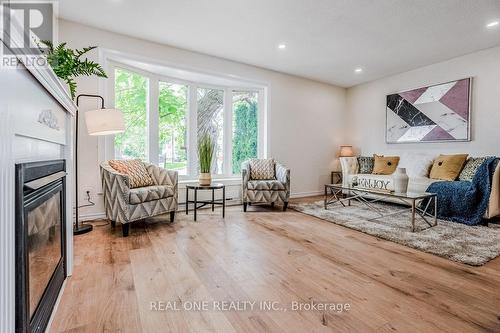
[357,156,374,174]
[398,152,434,178]
[372,154,400,175]
[429,154,468,181]
[108,159,154,188]
[458,157,491,181]
[249,158,275,180]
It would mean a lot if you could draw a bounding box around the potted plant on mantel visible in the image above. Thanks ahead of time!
[198,134,214,186]
[38,40,107,100]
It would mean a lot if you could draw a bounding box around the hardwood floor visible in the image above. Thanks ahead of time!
[50,198,500,333]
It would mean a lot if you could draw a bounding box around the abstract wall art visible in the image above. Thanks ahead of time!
[386,78,471,143]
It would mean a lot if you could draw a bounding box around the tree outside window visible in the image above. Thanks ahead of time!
[159,82,188,174]
[197,88,224,174]
[232,91,258,174]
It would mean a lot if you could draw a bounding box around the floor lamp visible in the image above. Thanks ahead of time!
[74,94,125,235]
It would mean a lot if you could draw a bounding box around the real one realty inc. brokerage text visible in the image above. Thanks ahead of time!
[150,300,351,313]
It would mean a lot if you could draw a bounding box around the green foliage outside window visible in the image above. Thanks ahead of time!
[114,69,188,166]
[232,97,258,174]
[114,69,147,160]
[159,83,187,172]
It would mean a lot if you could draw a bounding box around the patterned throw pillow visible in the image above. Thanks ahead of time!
[458,157,490,181]
[249,159,275,180]
[357,156,374,174]
[108,159,154,188]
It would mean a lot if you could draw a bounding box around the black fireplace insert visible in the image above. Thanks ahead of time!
[15,160,67,333]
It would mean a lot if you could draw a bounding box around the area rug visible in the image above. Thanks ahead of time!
[290,200,500,266]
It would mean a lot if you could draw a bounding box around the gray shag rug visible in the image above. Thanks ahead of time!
[291,200,500,266]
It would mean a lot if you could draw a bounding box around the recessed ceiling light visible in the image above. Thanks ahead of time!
[277,43,286,50]
[486,21,499,28]
[354,68,363,73]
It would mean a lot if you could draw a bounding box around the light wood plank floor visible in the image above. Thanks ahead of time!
[50,198,500,333]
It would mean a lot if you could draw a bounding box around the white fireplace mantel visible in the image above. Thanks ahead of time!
[0,15,77,332]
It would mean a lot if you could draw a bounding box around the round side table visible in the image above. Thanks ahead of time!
[185,183,225,221]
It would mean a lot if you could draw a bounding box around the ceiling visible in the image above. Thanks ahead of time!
[58,0,500,87]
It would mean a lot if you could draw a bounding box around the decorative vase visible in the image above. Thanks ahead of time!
[199,173,211,186]
[393,168,409,193]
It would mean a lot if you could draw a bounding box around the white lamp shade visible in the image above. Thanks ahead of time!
[84,108,125,136]
[339,145,354,157]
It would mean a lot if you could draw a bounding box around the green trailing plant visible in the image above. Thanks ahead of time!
[198,134,214,174]
[38,40,107,99]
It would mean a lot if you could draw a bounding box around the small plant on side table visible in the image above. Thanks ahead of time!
[198,134,214,185]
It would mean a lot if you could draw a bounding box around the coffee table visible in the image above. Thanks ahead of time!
[324,184,438,232]
[186,183,225,221]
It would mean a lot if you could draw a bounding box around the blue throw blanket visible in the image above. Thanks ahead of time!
[423,157,499,226]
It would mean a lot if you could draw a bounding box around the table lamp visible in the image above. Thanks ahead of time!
[339,145,354,157]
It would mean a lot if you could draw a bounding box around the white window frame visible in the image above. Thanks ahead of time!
[103,60,267,180]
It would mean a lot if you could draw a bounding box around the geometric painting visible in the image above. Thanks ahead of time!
[386,78,471,143]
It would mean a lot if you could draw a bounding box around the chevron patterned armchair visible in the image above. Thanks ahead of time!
[100,161,178,237]
[242,159,290,212]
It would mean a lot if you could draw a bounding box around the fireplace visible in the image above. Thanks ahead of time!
[15,160,67,333]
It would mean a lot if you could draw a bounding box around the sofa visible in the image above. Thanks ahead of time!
[100,161,178,236]
[340,155,500,219]
[241,159,290,211]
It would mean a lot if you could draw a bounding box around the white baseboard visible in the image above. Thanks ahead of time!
[78,199,243,222]
[79,212,106,221]
[290,190,323,198]
[78,191,322,222]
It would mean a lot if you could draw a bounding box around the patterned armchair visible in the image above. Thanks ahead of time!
[241,159,290,211]
[100,161,178,237]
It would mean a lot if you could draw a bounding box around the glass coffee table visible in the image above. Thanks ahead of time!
[324,184,438,232]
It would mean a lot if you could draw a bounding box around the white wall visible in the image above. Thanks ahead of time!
[58,19,347,218]
[346,45,500,157]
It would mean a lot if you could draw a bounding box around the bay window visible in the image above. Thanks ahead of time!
[110,63,265,179]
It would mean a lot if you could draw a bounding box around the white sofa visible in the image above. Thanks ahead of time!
[339,156,500,219]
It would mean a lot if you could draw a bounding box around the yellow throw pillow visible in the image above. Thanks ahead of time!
[372,154,400,175]
[429,154,468,181]
[108,159,154,188]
